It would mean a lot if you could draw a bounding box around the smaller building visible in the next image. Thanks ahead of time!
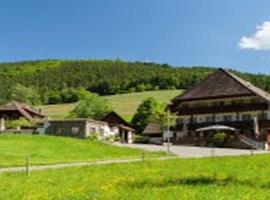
[45,112,135,143]
[0,101,46,132]
[142,122,163,144]
[45,119,112,139]
[0,101,44,121]
[101,111,135,143]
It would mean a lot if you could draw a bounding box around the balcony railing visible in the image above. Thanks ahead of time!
[175,119,270,132]
[178,103,268,115]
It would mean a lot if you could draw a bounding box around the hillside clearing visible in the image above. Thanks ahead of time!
[0,135,165,168]
[38,89,183,120]
[1,155,270,199]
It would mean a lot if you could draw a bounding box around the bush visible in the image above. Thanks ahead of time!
[104,135,120,142]
[60,88,79,103]
[6,118,34,129]
[88,132,101,141]
[212,132,226,147]
[71,92,112,119]
[47,93,62,104]
[133,135,150,144]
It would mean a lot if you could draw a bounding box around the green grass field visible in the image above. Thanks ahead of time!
[1,154,270,199]
[38,89,183,121]
[0,135,165,168]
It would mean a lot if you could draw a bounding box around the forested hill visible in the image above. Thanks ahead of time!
[0,59,269,104]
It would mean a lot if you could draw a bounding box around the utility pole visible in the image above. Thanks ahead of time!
[166,109,170,153]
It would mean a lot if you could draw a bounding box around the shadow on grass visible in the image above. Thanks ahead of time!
[127,175,270,189]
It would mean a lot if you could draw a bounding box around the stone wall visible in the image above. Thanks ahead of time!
[45,120,87,138]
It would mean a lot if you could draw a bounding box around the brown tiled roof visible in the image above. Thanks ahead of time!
[169,68,270,112]
[173,69,255,101]
[0,101,44,121]
[143,122,162,135]
[101,111,132,127]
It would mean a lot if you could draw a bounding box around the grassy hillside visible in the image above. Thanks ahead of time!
[0,135,165,167]
[38,89,183,121]
[1,154,270,199]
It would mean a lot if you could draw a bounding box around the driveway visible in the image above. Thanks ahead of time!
[114,143,269,158]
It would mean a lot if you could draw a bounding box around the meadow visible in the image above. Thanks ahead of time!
[38,89,183,121]
[0,135,165,168]
[1,154,270,199]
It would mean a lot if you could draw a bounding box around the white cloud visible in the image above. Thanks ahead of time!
[238,21,270,50]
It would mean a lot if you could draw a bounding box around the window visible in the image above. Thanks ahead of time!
[71,127,79,135]
[89,127,96,133]
[223,115,232,122]
[205,116,213,123]
[219,101,225,106]
[192,117,197,123]
[242,114,252,121]
[178,118,184,124]
[258,113,268,120]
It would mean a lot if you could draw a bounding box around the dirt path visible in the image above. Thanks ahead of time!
[0,156,176,174]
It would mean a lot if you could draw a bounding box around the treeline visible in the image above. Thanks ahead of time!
[0,59,269,104]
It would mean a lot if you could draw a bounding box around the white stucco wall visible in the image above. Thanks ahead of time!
[86,121,120,139]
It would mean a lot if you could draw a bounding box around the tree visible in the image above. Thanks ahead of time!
[47,92,62,104]
[9,84,40,105]
[131,97,165,133]
[71,93,112,119]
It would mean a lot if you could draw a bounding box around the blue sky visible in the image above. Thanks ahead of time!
[1,0,270,74]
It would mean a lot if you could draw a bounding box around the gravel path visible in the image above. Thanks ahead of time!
[114,143,270,158]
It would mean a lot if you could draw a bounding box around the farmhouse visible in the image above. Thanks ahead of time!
[169,68,270,149]
[0,101,44,121]
[45,112,134,143]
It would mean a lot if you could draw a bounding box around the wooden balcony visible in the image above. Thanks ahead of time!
[178,103,268,115]
[174,119,270,132]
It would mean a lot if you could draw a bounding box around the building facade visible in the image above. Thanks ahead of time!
[44,116,134,143]
[169,69,270,149]
[101,111,134,143]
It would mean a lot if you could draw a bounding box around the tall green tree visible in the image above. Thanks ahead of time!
[71,92,112,119]
[9,84,40,105]
[131,97,165,133]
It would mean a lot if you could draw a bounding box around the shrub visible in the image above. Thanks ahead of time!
[88,132,101,141]
[133,135,149,144]
[212,132,226,147]
[71,92,112,119]
[6,118,34,129]
[60,88,79,103]
[104,135,120,142]
[47,93,62,104]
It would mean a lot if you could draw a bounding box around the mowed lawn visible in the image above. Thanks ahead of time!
[38,89,183,121]
[0,135,165,167]
[2,155,270,199]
